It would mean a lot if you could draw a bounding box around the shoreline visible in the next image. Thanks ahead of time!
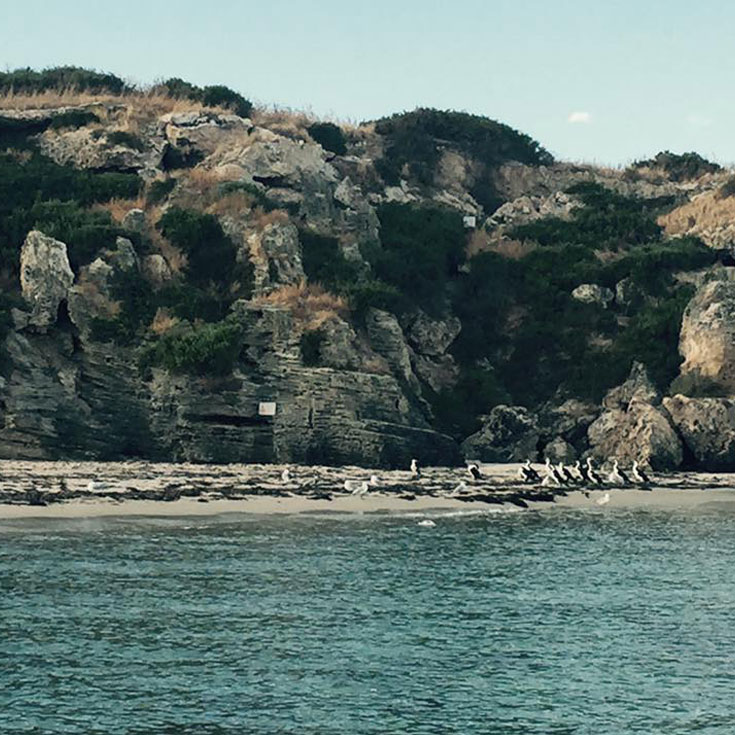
[2,459,735,520]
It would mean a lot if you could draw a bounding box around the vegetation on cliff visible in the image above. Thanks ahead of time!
[0,66,727,461]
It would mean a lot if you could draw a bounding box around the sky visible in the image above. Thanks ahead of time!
[2,0,734,165]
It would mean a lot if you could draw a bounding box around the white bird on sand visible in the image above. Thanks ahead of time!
[607,459,629,486]
[450,481,468,496]
[369,474,380,487]
[542,458,563,486]
[281,468,291,483]
[344,479,369,495]
[410,458,421,479]
[632,460,651,485]
[417,519,436,527]
[596,492,611,506]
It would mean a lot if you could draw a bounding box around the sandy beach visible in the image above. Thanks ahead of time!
[2,459,735,519]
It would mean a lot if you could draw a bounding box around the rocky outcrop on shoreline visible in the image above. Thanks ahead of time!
[3,92,735,469]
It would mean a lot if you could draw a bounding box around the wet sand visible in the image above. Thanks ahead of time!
[2,459,735,519]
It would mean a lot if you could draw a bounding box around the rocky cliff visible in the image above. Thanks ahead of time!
[2,69,735,468]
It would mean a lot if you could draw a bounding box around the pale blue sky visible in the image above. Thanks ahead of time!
[3,0,733,165]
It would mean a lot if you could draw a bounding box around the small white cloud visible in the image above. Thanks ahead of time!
[686,113,712,128]
[568,111,592,124]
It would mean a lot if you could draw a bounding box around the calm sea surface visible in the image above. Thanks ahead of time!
[2,506,735,734]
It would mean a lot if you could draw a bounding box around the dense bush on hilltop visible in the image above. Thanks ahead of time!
[159,77,252,118]
[630,151,722,181]
[307,122,347,155]
[374,108,552,212]
[0,66,129,95]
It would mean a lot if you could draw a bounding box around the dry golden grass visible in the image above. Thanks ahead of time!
[466,230,536,260]
[658,190,735,239]
[150,307,179,336]
[255,281,348,331]
[0,88,224,116]
[251,106,313,141]
[251,208,290,229]
[205,191,253,218]
[91,197,145,223]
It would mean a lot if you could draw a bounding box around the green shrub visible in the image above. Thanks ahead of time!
[341,279,408,320]
[0,66,129,95]
[300,330,325,366]
[372,202,466,315]
[428,365,511,439]
[200,85,252,118]
[300,230,361,288]
[631,151,722,181]
[717,175,735,200]
[307,122,347,155]
[157,207,237,285]
[90,268,156,345]
[159,77,252,118]
[374,108,552,190]
[510,182,664,250]
[142,319,244,375]
[146,178,176,205]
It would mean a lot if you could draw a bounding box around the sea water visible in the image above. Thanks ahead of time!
[2,507,735,734]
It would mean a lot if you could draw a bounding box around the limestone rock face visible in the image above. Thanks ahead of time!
[412,354,460,393]
[365,308,417,388]
[663,395,735,469]
[587,403,682,469]
[588,364,681,469]
[20,231,75,331]
[544,436,577,463]
[461,405,540,462]
[677,278,735,394]
[406,311,461,356]
[538,398,600,448]
[603,361,661,409]
[487,190,579,230]
[141,254,173,287]
[571,283,615,308]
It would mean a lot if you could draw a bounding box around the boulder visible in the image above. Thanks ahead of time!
[571,283,615,308]
[538,398,599,447]
[122,208,146,233]
[412,354,460,393]
[141,254,173,287]
[20,231,75,331]
[587,402,682,470]
[316,317,364,371]
[406,311,461,356]
[615,277,644,309]
[663,394,735,469]
[365,308,417,388]
[543,436,577,463]
[603,361,661,409]
[461,405,540,462]
[677,278,735,394]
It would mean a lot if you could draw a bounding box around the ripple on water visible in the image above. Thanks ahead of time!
[2,509,735,734]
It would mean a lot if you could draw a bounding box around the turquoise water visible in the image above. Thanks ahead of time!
[2,507,735,734]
